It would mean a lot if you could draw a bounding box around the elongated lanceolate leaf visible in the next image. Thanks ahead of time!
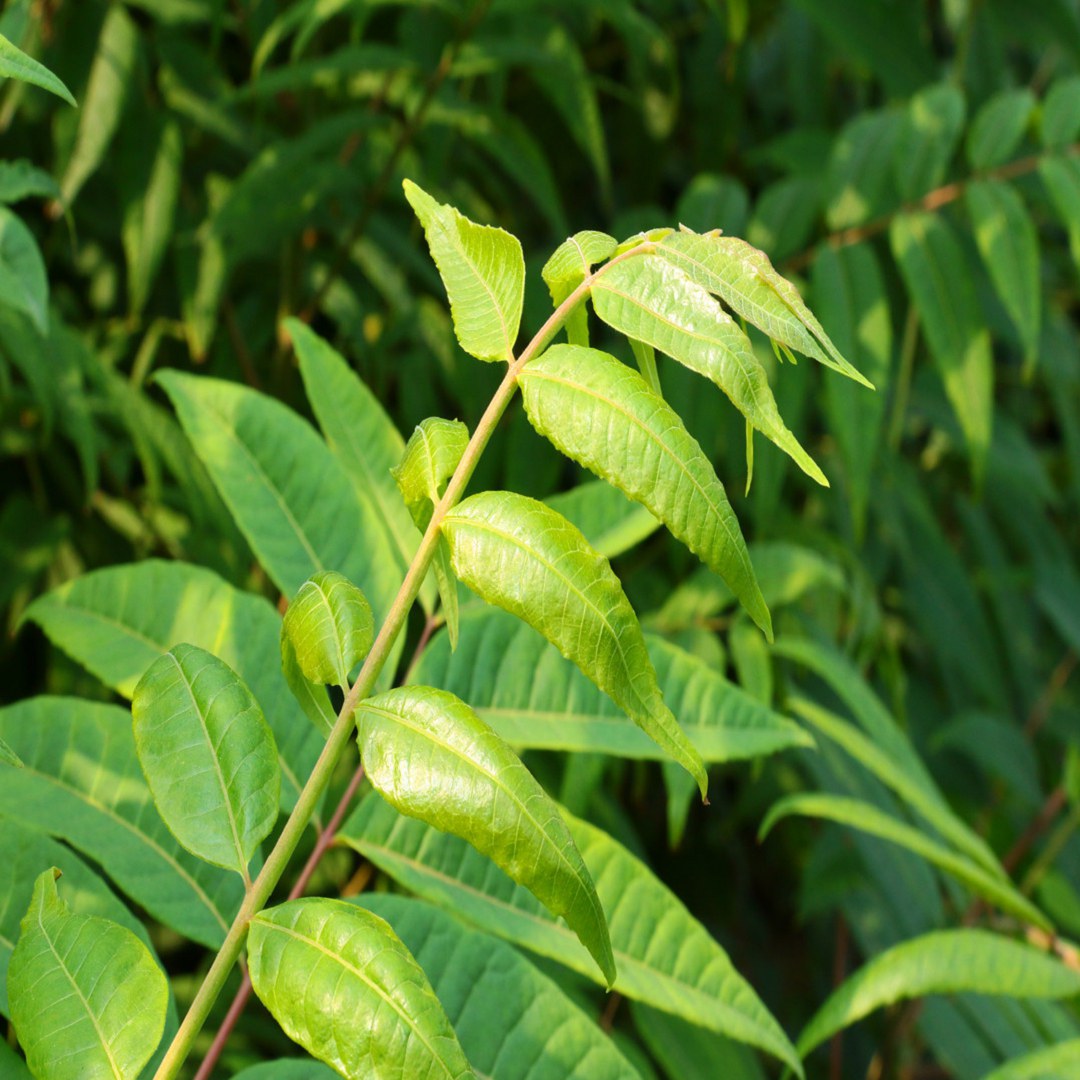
[441,492,708,797]
[656,230,873,387]
[341,796,802,1076]
[796,929,1080,1058]
[983,1039,1080,1080]
[760,794,1049,930]
[0,33,76,105]
[519,343,770,637]
[890,212,993,484]
[133,644,279,877]
[404,179,524,362]
[0,207,48,333]
[356,685,615,985]
[590,255,828,485]
[0,697,241,947]
[9,869,167,1080]
[360,895,640,1080]
[542,230,617,345]
[247,898,472,1080]
[282,571,373,688]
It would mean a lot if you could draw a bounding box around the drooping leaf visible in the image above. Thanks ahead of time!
[0,697,242,946]
[796,929,1080,1058]
[656,230,873,386]
[360,895,640,1079]
[9,869,168,1080]
[441,492,708,797]
[59,5,139,206]
[340,796,802,1077]
[157,371,401,627]
[403,179,524,363]
[824,109,902,230]
[589,254,827,485]
[890,211,993,484]
[982,1039,1080,1080]
[542,230,617,346]
[133,644,280,878]
[892,82,965,201]
[282,571,373,689]
[247,898,472,1080]
[544,480,660,559]
[1041,74,1080,149]
[519,343,770,636]
[24,560,322,811]
[357,685,614,985]
[0,32,75,105]
[966,179,1040,367]
[966,87,1035,169]
[760,793,1049,929]
[0,207,48,333]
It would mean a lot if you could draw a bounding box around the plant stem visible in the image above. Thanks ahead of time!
[152,241,653,1080]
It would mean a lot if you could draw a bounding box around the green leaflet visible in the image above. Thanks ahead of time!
[441,491,708,797]
[542,230,617,345]
[359,895,640,1080]
[24,560,322,811]
[133,644,280,878]
[0,206,48,333]
[796,929,1080,1058]
[589,254,827,486]
[1041,74,1080,149]
[356,685,615,985]
[404,179,524,363]
[655,230,873,387]
[282,571,373,689]
[518,343,770,637]
[280,635,336,738]
[966,179,1040,368]
[890,211,993,486]
[545,480,660,559]
[982,1039,1080,1080]
[823,110,902,230]
[9,870,167,1080]
[966,87,1035,169]
[0,32,76,105]
[248,898,473,1080]
[1039,154,1080,270]
[0,159,62,204]
[0,697,241,947]
[0,736,21,768]
[892,82,965,202]
[340,796,802,1077]
[760,793,1049,930]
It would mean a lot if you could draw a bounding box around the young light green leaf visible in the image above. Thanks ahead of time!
[0,207,48,333]
[403,179,524,362]
[760,793,1049,930]
[890,211,993,485]
[282,571,373,689]
[518,343,771,637]
[590,255,828,485]
[0,32,75,105]
[966,179,1040,368]
[133,644,280,878]
[542,230,617,346]
[9,869,167,1080]
[0,697,242,947]
[360,895,640,1080]
[59,5,138,206]
[892,82,965,201]
[341,796,802,1077]
[441,492,708,797]
[1042,74,1080,149]
[545,480,661,559]
[982,1039,1080,1080]
[966,87,1035,169]
[656,230,873,387]
[357,685,614,984]
[796,929,1080,1058]
[247,898,472,1080]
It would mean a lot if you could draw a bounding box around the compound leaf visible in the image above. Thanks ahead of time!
[441,492,707,797]
[518,343,770,636]
[9,869,167,1080]
[247,898,472,1080]
[133,644,279,878]
[282,571,373,689]
[356,685,614,985]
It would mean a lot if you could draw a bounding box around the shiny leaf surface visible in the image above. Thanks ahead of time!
[282,571,373,688]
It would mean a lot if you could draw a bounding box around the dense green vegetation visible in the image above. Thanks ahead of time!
[2,2,1080,1077]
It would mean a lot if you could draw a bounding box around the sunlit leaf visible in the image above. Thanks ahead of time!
[247,898,472,1079]
[441,492,708,797]
[357,685,614,985]
[9,869,167,1080]
[282,571,373,689]
[542,230,616,346]
[0,32,75,105]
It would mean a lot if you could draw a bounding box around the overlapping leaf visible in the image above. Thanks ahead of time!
[983,1040,1080,1080]
[9,870,167,1080]
[282,571,373,689]
[357,685,614,984]
[441,492,707,796]
[404,179,524,362]
[340,796,802,1076]
[248,898,472,1080]
[796,929,1080,1058]
[542,230,617,345]
[966,88,1034,169]
[518,343,770,636]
